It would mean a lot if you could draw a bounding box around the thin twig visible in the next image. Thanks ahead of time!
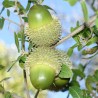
[0,15,20,26]
[55,15,97,46]
[23,70,31,98]
[67,92,69,98]
[34,90,40,98]
[15,0,23,24]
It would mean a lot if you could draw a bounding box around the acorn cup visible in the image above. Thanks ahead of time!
[25,4,61,46]
[25,47,72,90]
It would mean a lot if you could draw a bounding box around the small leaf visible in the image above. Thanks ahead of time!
[0,7,5,15]
[65,0,78,6]
[19,55,27,69]
[82,46,98,55]
[67,44,78,56]
[86,75,96,91]
[14,32,20,52]
[72,69,85,78]
[29,0,44,4]
[0,17,5,29]
[22,17,28,22]
[43,5,56,13]
[78,64,85,72]
[26,1,31,12]
[69,86,83,98]
[86,36,98,46]
[82,90,92,98]
[3,0,15,8]
[59,64,73,78]
[17,2,26,15]
[81,0,89,22]
[70,80,80,87]
[7,9,10,17]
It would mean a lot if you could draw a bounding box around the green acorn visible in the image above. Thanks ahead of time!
[25,47,62,90]
[25,4,61,46]
[25,47,72,90]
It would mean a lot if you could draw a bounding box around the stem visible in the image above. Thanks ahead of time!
[0,15,20,27]
[14,0,30,97]
[67,92,69,98]
[55,15,96,47]
[20,27,30,98]
[34,90,40,98]
[15,0,23,24]
[23,70,30,98]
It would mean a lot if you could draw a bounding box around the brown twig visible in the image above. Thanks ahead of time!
[55,15,97,47]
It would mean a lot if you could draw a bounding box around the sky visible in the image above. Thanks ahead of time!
[0,0,94,98]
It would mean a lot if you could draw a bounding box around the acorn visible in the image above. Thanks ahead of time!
[25,47,72,90]
[25,47,61,90]
[25,4,61,46]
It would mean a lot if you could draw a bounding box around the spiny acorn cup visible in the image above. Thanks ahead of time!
[25,47,72,90]
[25,4,61,46]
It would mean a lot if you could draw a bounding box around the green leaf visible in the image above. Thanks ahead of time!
[86,75,96,91]
[0,7,5,15]
[26,1,31,12]
[77,44,83,51]
[65,0,78,6]
[69,86,83,98]
[86,36,98,46]
[19,55,27,69]
[81,0,88,22]
[67,44,78,56]
[70,80,80,87]
[59,64,73,78]
[7,9,10,17]
[78,64,85,72]
[95,17,98,28]
[17,2,26,15]
[0,17,5,30]
[14,32,20,52]
[43,5,56,13]
[3,0,15,8]
[72,69,85,78]
[29,0,44,4]
[4,92,12,98]
[82,46,98,55]
[82,90,92,98]
[22,17,28,22]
